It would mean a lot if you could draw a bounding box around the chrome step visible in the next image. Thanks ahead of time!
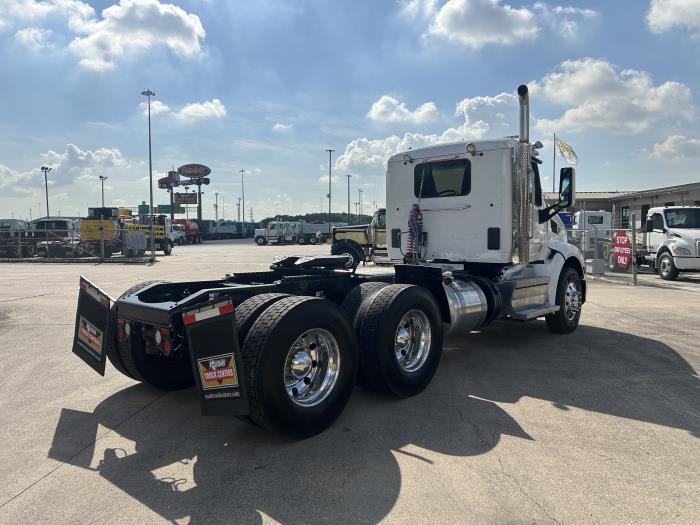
[510,304,559,321]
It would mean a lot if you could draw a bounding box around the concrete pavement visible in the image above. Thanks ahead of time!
[0,240,698,524]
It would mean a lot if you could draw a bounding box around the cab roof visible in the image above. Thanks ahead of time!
[387,138,518,164]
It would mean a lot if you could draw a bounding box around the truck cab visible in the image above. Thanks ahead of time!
[571,210,612,256]
[643,206,700,280]
[331,208,387,267]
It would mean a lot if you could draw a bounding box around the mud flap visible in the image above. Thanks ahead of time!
[183,300,249,416]
[73,276,114,376]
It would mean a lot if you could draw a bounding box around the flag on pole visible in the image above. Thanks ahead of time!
[555,136,578,165]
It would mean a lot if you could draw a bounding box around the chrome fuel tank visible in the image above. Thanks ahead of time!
[442,279,488,335]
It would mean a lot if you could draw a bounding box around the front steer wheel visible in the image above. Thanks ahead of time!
[545,267,583,334]
[657,252,679,281]
[355,284,443,397]
[241,296,358,438]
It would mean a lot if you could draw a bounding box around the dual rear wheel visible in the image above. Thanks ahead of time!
[235,283,443,436]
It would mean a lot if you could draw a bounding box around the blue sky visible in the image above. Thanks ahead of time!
[1,0,699,220]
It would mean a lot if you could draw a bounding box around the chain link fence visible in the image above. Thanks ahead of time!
[0,227,159,262]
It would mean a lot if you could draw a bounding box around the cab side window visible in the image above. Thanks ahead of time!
[652,213,665,231]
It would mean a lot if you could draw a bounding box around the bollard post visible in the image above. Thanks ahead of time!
[631,213,638,286]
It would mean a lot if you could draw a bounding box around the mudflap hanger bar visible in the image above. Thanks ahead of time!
[73,276,114,376]
[183,299,250,416]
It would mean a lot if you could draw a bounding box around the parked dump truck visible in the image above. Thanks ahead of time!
[72,85,585,438]
[331,208,387,267]
[254,221,337,245]
[173,219,202,244]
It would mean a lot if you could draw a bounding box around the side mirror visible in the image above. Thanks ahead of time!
[646,219,654,233]
[558,167,575,208]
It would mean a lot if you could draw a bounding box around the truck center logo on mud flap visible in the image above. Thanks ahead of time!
[77,316,103,357]
[197,353,238,390]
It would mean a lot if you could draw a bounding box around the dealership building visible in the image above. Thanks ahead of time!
[544,181,700,229]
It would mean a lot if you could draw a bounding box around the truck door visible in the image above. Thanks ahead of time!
[648,212,665,252]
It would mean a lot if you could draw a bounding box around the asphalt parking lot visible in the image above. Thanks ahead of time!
[0,239,698,524]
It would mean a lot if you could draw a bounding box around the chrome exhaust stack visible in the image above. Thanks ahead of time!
[514,84,531,264]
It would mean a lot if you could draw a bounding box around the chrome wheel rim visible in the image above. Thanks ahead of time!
[284,328,340,407]
[660,257,670,275]
[394,309,432,373]
[564,281,581,321]
[340,252,355,268]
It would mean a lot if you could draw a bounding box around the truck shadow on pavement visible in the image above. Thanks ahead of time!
[49,323,699,524]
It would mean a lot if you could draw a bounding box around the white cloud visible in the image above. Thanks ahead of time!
[650,135,700,160]
[337,89,514,174]
[273,122,293,131]
[172,98,227,122]
[367,95,439,124]
[0,143,126,197]
[14,27,53,50]
[647,0,700,35]
[399,0,438,19]
[428,0,539,48]
[139,99,170,117]
[319,175,339,183]
[0,0,94,29]
[531,58,694,134]
[67,0,206,70]
[533,3,598,38]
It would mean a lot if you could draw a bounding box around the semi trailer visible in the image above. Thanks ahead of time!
[72,84,585,438]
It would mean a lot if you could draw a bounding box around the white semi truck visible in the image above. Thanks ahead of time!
[254,221,338,245]
[72,84,585,438]
[638,206,700,280]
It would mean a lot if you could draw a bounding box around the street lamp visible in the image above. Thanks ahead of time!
[141,88,156,262]
[40,166,52,217]
[346,174,351,225]
[358,188,363,217]
[240,169,246,237]
[215,192,219,222]
[325,149,335,234]
[98,175,108,207]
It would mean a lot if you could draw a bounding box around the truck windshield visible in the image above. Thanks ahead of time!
[665,209,700,228]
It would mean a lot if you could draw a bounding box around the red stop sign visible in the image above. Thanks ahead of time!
[612,231,631,269]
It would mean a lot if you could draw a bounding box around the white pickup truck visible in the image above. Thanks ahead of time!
[640,206,700,280]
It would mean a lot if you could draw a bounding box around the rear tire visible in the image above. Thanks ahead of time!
[297,237,306,245]
[658,252,679,281]
[235,293,290,343]
[546,267,582,334]
[355,284,443,397]
[162,241,172,255]
[309,236,318,245]
[241,296,358,437]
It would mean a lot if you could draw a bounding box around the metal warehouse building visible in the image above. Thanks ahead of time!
[545,181,700,229]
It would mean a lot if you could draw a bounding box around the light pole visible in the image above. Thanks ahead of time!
[222,196,225,221]
[141,89,156,262]
[98,175,108,207]
[358,188,363,217]
[40,166,52,217]
[214,192,219,222]
[240,169,246,237]
[346,174,351,225]
[237,198,241,222]
[325,149,334,234]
